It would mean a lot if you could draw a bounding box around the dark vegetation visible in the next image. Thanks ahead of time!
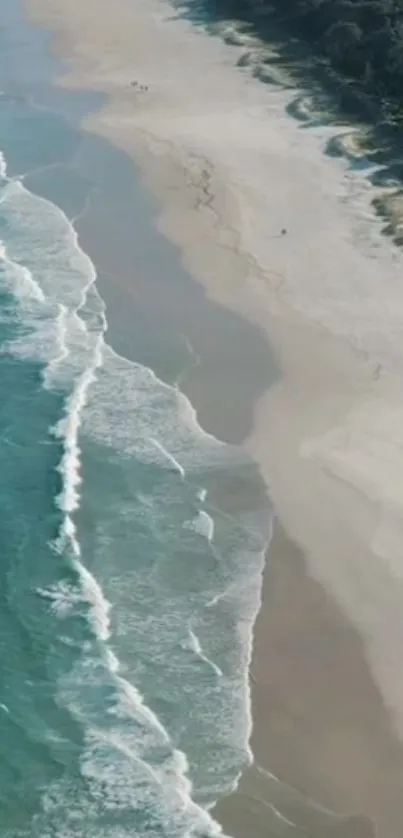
[173,0,403,242]
[256,0,403,110]
[176,0,403,125]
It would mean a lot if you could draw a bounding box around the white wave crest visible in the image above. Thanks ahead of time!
[0,145,265,836]
[187,628,223,677]
[149,435,186,477]
[0,240,45,302]
[73,559,112,643]
[183,509,215,542]
[0,149,8,181]
[0,161,107,561]
[53,333,104,515]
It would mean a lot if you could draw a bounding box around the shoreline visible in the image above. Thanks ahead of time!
[23,0,403,835]
[214,520,403,838]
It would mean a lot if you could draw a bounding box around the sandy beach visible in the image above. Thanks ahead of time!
[23,0,403,834]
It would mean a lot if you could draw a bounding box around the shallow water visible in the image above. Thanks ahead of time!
[0,3,271,835]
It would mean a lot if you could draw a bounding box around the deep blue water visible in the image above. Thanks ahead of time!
[0,2,270,836]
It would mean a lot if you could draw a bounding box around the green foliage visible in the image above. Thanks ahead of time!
[258,0,403,102]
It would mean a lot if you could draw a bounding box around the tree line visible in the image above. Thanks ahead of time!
[248,0,403,110]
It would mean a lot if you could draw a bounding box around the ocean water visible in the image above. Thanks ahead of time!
[0,3,270,836]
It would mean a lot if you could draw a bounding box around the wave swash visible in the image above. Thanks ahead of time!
[0,149,268,837]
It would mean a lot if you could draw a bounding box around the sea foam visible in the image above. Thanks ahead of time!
[0,143,267,835]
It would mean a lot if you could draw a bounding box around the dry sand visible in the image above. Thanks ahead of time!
[24,0,403,833]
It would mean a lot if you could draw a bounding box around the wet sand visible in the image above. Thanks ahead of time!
[215,521,403,837]
[71,131,276,445]
[24,0,403,835]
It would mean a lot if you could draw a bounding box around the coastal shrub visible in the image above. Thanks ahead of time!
[242,0,403,110]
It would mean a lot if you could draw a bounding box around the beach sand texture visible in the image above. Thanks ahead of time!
[24,0,403,833]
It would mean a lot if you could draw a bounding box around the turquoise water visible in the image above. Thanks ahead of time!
[0,3,270,836]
